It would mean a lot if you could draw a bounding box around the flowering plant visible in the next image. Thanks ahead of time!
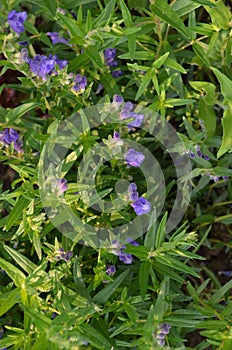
[0,1,232,350]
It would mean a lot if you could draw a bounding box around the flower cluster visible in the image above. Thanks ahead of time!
[0,128,22,152]
[209,174,229,182]
[155,323,171,346]
[111,238,139,265]
[21,49,68,81]
[103,48,124,78]
[128,183,151,216]
[186,145,210,160]
[56,248,73,262]
[72,74,87,94]
[8,10,27,35]
[113,95,144,129]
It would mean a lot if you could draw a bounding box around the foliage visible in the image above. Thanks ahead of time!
[0,0,232,349]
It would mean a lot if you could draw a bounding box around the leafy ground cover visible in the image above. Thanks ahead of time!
[0,0,232,349]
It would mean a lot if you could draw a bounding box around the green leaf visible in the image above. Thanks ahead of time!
[139,261,150,301]
[190,0,216,5]
[80,324,114,348]
[6,102,43,123]
[165,57,187,73]
[57,13,84,44]
[192,43,210,67]
[204,0,231,30]
[190,81,216,105]
[119,51,155,60]
[209,279,232,305]
[155,212,168,248]
[4,245,37,275]
[85,46,103,69]
[100,72,121,96]
[43,0,56,17]
[144,208,157,251]
[153,279,170,321]
[198,99,216,137]
[73,258,90,299]
[156,254,199,277]
[217,109,232,158]
[150,0,192,38]
[94,0,115,26]
[22,305,52,332]
[32,231,42,260]
[212,67,232,101]
[0,257,26,287]
[153,52,169,69]
[5,196,31,231]
[0,287,21,317]
[93,270,129,304]
[135,68,154,100]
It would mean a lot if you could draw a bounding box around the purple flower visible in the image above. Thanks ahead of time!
[222,176,229,181]
[54,55,68,69]
[131,197,151,216]
[113,131,121,141]
[2,128,18,144]
[0,128,22,152]
[127,112,144,129]
[51,312,58,319]
[72,74,87,94]
[125,149,145,167]
[210,175,220,183]
[159,323,171,335]
[125,237,139,246]
[27,54,68,80]
[128,183,137,193]
[56,248,72,261]
[111,239,121,256]
[130,191,139,201]
[18,41,28,46]
[189,151,195,159]
[64,251,73,262]
[106,265,116,276]
[119,252,133,264]
[195,145,202,158]
[104,48,118,67]
[112,70,124,78]
[203,155,210,161]
[96,83,104,94]
[8,10,27,35]
[47,32,69,45]
[155,323,171,347]
[29,54,55,80]
[113,95,124,104]
[111,240,134,265]
[218,270,232,277]
[20,48,29,62]
[57,178,68,194]
[128,183,139,201]
[124,102,133,110]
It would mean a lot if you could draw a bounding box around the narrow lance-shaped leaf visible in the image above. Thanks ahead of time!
[139,260,150,301]
[0,257,26,287]
[93,270,129,304]
[217,108,232,158]
[150,0,192,39]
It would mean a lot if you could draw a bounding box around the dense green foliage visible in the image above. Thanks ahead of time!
[0,0,232,349]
